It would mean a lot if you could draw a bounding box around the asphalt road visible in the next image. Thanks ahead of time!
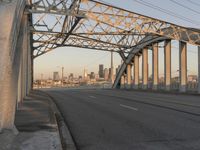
[45,89,200,150]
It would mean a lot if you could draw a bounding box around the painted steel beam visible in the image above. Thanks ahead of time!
[29,0,200,58]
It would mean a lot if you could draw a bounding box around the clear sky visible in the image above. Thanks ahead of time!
[34,0,200,80]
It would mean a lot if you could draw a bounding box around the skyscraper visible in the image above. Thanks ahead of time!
[90,72,95,79]
[99,64,104,78]
[53,72,59,81]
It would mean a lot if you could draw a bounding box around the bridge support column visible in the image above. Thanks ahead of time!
[179,41,187,92]
[142,48,148,89]
[26,31,33,94]
[18,23,31,104]
[120,75,125,89]
[164,40,171,91]
[152,43,159,90]
[0,0,26,132]
[126,64,132,89]
[198,47,200,94]
[18,55,25,104]
[134,55,139,89]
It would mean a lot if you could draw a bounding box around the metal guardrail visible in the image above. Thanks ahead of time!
[122,81,199,92]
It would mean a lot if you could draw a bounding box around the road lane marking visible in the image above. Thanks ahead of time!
[89,95,96,99]
[120,104,138,111]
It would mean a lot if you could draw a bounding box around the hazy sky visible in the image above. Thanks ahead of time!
[34,0,200,79]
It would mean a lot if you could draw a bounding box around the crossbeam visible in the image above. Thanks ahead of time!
[29,0,200,58]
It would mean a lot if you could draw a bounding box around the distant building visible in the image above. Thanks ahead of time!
[104,68,109,81]
[87,74,91,80]
[188,75,197,82]
[46,79,53,85]
[99,64,104,78]
[53,72,59,81]
[159,77,165,83]
[90,72,95,79]
[69,73,74,80]
[95,74,99,80]
[172,76,179,83]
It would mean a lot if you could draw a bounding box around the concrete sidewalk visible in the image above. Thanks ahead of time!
[5,90,62,150]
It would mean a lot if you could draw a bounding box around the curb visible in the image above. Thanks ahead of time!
[35,90,77,150]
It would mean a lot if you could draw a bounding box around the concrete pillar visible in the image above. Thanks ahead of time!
[152,43,159,90]
[17,14,30,102]
[134,55,139,89]
[22,52,26,99]
[126,64,132,89]
[142,48,148,89]
[120,75,125,89]
[17,59,23,105]
[0,0,26,131]
[164,40,171,91]
[198,47,200,94]
[26,28,32,94]
[179,41,187,92]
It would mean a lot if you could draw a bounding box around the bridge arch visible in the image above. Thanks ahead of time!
[0,0,200,132]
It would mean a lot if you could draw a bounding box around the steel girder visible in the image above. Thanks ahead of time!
[112,35,170,88]
[28,0,200,58]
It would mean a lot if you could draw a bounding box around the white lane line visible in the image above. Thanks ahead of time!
[120,104,138,111]
[89,95,96,99]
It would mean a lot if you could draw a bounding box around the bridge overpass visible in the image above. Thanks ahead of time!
[0,0,200,134]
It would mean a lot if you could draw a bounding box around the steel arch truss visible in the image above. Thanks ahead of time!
[28,0,200,58]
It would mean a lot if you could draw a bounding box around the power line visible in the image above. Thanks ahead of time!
[169,0,200,15]
[97,0,115,6]
[132,0,200,26]
[187,0,200,7]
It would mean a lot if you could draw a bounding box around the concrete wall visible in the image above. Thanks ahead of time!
[0,0,28,132]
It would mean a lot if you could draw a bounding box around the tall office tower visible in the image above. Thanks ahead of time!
[90,72,95,79]
[99,64,104,78]
[53,72,60,81]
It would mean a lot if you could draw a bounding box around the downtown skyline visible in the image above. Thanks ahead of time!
[34,42,199,80]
